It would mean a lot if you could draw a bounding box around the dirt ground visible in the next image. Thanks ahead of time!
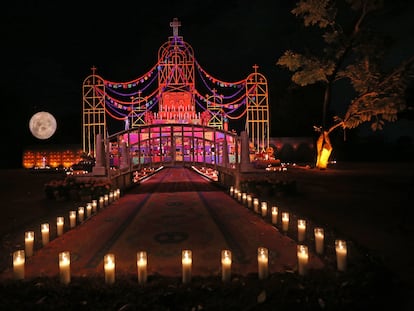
[0,162,413,309]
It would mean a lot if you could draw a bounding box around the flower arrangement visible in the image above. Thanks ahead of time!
[239,176,297,198]
[44,176,112,201]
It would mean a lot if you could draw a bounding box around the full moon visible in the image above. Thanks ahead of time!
[29,111,57,140]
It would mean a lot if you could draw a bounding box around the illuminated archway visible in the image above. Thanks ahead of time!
[82,18,269,158]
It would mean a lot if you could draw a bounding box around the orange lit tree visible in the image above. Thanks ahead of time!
[277,0,414,169]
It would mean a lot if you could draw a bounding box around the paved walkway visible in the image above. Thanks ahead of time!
[0,167,323,280]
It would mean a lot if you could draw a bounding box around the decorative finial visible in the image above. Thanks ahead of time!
[170,18,181,37]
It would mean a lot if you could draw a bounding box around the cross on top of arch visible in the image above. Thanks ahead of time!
[170,18,181,37]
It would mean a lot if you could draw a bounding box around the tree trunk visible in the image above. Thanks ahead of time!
[315,131,333,169]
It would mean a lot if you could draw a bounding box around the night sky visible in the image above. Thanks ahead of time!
[1,0,413,168]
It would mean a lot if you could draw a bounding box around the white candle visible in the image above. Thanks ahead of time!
[57,216,64,236]
[247,195,252,208]
[233,189,239,199]
[282,212,289,232]
[25,231,34,257]
[237,191,242,202]
[229,186,234,196]
[69,210,76,228]
[221,249,232,282]
[116,189,121,200]
[104,253,116,284]
[271,206,278,225]
[78,206,85,222]
[86,203,92,218]
[242,193,247,205]
[182,250,192,283]
[261,201,268,217]
[92,200,98,213]
[137,251,147,285]
[41,223,49,246]
[13,250,25,280]
[335,240,347,271]
[297,245,309,276]
[314,227,324,255]
[109,191,114,203]
[99,197,104,209]
[253,198,259,213]
[297,219,306,242]
[59,251,71,284]
[104,194,109,206]
[257,247,268,280]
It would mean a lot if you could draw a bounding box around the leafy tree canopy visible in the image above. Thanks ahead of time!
[277,0,414,134]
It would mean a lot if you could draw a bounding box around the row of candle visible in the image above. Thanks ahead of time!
[12,250,146,284]
[229,186,347,272]
[13,241,347,283]
[23,190,121,259]
[9,248,270,282]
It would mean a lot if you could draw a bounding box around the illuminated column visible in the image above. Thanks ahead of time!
[240,131,252,172]
[222,138,229,168]
[120,141,129,170]
[92,133,106,176]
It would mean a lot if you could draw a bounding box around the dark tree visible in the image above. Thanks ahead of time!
[277,0,414,168]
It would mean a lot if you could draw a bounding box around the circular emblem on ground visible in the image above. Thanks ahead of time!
[166,201,183,207]
[154,231,188,244]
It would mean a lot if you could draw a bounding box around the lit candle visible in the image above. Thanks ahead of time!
[253,198,259,213]
[229,186,234,197]
[182,249,192,283]
[86,203,92,218]
[257,247,268,280]
[297,219,306,242]
[297,245,309,276]
[41,223,49,246]
[237,191,242,202]
[261,201,268,217]
[78,206,85,222]
[59,251,71,284]
[314,227,324,255]
[25,231,34,257]
[247,195,252,208]
[221,249,232,282]
[242,193,247,205]
[271,206,278,225]
[104,194,109,206]
[57,216,64,236]
[13,250,25,280]
[116,189,121,200]
[99,197,104,209]
[104,253,116,285]
[335,240,347,271]
[282,212,289,232]
[109,191,114,203]
[233,188,239,199]
[69,210,76,228]
[137,251,147,285]
[92,200,98,213]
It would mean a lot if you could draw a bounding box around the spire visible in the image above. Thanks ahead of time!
[169,17,181,37]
